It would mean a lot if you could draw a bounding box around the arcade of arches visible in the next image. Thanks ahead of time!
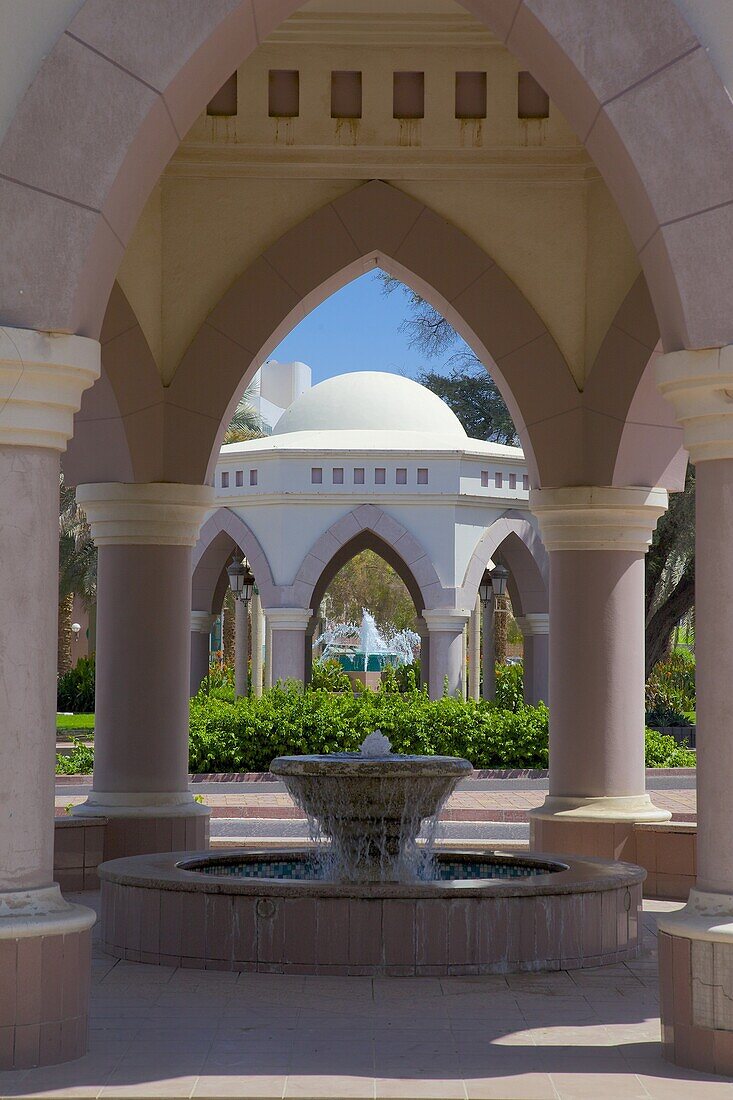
[1,0,733,1078]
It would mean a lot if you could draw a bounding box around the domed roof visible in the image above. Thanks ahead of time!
[272,371,467,442]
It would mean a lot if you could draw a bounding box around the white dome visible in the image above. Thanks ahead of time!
[271,371,467,442]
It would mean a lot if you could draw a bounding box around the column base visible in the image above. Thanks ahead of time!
[72,793,210,861]
[529,795,671,861]
[0,885,96,1069]
[658,890,733,1076]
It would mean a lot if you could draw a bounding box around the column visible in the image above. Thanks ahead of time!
[190,610,215,696]
[264,614,273,690]
[468,598,481,700]
[0,328,98,1067]
[515,613,549,705]
[654,346,733,1073]
[265,608,311,684]
[481,600,495,700]
[73,482,214,860]
[417,616,430,691]
[234,597,249,697]
[251,590,264,698]
[528,487,670,860]
[423,610,470,699]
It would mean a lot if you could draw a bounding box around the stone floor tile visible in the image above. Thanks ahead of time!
[549,1072,649,1099]
[284,1074,375,1098]
[191,1076,287,1098]
[99,1075,199,1098]
[464,1073,558,1099]
[375,1079,467,1099]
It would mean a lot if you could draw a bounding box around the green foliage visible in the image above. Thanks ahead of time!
[310,659,354,693]
[57,655,95,713]
[495,663,525,711]
[644,728,696,768]
[188,682,550,773]
[645,651,695,727]
[56,737,95,775]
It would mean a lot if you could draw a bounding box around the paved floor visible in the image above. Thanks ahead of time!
[3,898,733,1099]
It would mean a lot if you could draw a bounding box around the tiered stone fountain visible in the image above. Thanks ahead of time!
[98,734,645,975]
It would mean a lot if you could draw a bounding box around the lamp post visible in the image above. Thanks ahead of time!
[226,551,254,603]
[227,553,255,697]
[491,562,510,666]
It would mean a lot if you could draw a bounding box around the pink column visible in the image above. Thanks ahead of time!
[516,614,549,705]
[528,487,670,859]
[73,483,214,859]
[265,608,311,684]
[0,328,98,1067]
[234,597,250,696]
[423,611,470,699]
[481,600,495,700]
[655,347,733,1075]
[190,611,215,696]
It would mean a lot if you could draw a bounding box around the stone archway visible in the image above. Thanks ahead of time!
[0,0,729,358]
[192,508,277,613]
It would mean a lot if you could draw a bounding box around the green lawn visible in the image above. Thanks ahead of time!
[56,713,95,732]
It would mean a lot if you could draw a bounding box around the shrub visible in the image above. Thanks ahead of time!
[644,727,696,768]
[57,655,95,713]
[56,738,95,775]
[645,651,695,726]
[310,659,353,692]
[495,662,524,711]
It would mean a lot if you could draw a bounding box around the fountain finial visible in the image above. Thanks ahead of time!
[359,730,392,757]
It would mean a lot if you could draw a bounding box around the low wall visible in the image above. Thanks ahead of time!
[54,815,107,891]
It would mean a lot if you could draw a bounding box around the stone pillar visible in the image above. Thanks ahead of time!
[265,609,311,684]
[264,613,273,690]
[234,597,249,697]
[468,598,481,701]
[515,613,549,705]
[0,328,98,1067]
[654,346,733,1075]
[190,610,215,696]
[423,611,470,699]
[251,590,264,698]
[73,483,214,859]
[481,600,495,701]
[528,487,670,860]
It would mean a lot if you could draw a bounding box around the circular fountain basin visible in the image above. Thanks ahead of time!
[98,849,645,975]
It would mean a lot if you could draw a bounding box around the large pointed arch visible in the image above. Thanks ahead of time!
[0,0,729,360]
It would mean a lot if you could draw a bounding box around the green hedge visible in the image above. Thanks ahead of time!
[56,681,696,774]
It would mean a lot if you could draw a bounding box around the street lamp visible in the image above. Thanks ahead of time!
[490,563,509,601]
[479,571,493,606]
[226,552,255,603]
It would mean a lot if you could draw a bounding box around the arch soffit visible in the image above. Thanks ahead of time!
[168,180,575,487]
[461,512,548,616]
[291,504,447,614]
[0,1,729,359]
[192,508,277,612]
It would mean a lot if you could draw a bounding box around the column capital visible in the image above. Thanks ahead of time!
[529,486,667,552]
[76,482,214,546]
[515,613,549,635]
[191,610,216,634]
[0,327,99,450]
[656,344,733,462]
[263,607,312,630]
[422,609,471,633]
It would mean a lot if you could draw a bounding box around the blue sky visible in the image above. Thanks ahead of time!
[270,269,460,384]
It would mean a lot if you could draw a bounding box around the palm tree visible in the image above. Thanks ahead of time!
[58,474,96,675]
[223,386,266,443]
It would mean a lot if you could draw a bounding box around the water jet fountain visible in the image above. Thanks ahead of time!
[99,733,646,975]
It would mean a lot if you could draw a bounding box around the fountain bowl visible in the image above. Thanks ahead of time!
[270,750,473,882]
[98,848,646,975]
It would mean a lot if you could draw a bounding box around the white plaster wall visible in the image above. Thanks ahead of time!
[0,0,84,145]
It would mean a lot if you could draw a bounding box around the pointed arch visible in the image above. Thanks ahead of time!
[291,504,448,614]
[0,0,729,359]
[191,507,277,613]
[461,512,548,616]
